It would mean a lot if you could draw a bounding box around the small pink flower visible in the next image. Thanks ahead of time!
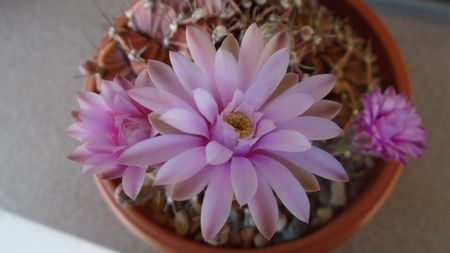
[120,24,347,240]
[67,76,154,199]
[353,87,426,164]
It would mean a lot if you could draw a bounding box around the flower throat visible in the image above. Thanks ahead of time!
[224,112,253,139]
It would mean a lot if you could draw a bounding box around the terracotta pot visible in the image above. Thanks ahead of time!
[84,0,411,252]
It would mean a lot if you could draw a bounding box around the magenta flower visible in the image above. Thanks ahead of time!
[352,87,426,164]
[120,24,347,240]
[67,76,154,199]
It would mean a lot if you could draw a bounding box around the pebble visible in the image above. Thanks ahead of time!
[330,182,347,206]
[240,227,256,248]
[253,233,269,247]
[206,224,230,246]
[228,228,242,246]
[281,219,304,241]
[276,214,288,232]
[312,207,333,226]
[174,211,190,236]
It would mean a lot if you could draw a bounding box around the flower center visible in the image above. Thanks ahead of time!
[224,112,253,139]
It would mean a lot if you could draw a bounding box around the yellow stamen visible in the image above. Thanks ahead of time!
[224,112,254,139]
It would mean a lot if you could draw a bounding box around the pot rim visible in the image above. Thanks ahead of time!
[86,0,411,252]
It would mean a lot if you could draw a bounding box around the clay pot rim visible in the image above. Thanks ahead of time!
[86,0,410,252]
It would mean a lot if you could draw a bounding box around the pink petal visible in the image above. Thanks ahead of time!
[262,93,314,123]
[119,135,204,168]
[160,108,209,137]
[154,147,207,185]
[169,52,209,92]
[278,116,343,140]
[287,74,336,101]
[201,164,233,240]
[215,48,239,106]
[113,94,140,115]
[171,166,214,201]
[257,30,290,71]
[271,147,349,182]
[251,155,310,222]
[186,26,216,80]
[205,141,233,165]
[254,130,311,152]
[135,68,154,87]
[147,60,193,104]
[193,88,218,124]
[248,171,278,239]
[303,100,342,119]
[128,87,192,113]
[122,166,146,199]
[230,157,257,206]
[148,112,184,135]
[76,92,107,111]
[238,24,264,90]
[68,144,91,164]
[244,48,290,109]
[267,72,300,102]
[220,34,239,60]
[264,153,320,192]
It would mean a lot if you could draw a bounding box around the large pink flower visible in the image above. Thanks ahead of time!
[120,24,348,239]
[67,76,154,199]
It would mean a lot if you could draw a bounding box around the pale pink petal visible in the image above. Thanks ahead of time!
[160,108,209,137]
[186,26,216,80]
[193,88,218,124]
[262,93,314,123]
[205,141,233,165]
[169,52,209,92]
[201,164,233,240]
[128,87,192,113]
[68,144,91,164]
[113,94,140,115]
[171,166,214,201]
[220,34,239,60]
[230,157,257,206]
[287,74,336,101]
[148,112,184,135]
[257,30,290,71]
[303,100,342,120]
[244,48,290,109]
[248,171,278,239]
[278,116,343,140]
[147,60,193,104]
[122,166,146,199]
[264,153,320,192]
[271,147,349,182]
[214,48,239,106]
[154,146,207,185]
[254,130,311,152]
[76,92,108,111]
[238,24,264,90]
[135,68,154,87]
[267,72,299,102]
[119,135,204,168]
[251,155,310,222]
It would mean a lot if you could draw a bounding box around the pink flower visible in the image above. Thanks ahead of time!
[67,76,154,199]
[353,87,426,164]
[120,24,347,240]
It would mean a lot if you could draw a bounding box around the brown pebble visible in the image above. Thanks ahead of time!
[206,224,230,246]
[240,227,256,248]
[174,211,190,236]
[254,233,269,247]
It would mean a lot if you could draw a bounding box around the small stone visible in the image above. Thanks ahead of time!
[242,0,252,9]
[312,207,333,226]
[281,219,304,241]
[174,211,190,236]
[113,176,154,207]
[206,224,231,246]
[228,208,241,229]
[276,214,288,232]
[330,182,347,206]
[228,228,242,246]
[240,227,256,248]
[190,216,200,234]
[243,208,255,227]
[255,0,267,5]
[300,25,314,42]
[253,233,269,247]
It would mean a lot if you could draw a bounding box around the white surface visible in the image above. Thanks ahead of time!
[0,209,117,253]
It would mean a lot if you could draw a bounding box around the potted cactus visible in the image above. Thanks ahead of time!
[67,0,426,252]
